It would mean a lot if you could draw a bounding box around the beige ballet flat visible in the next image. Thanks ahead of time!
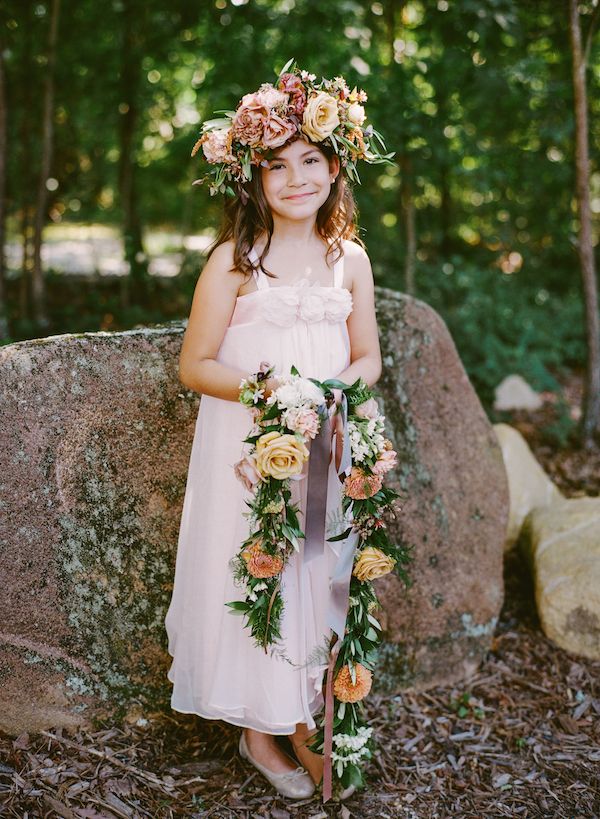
[239,731,315,799]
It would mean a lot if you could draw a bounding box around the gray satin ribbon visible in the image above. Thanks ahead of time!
[303,392,359,640]
[303,392,359,805]
[304,408,331,564]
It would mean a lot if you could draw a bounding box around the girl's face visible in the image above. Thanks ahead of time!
[259,138,339,222]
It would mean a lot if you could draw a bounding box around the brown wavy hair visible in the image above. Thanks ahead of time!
[204,138,364,281]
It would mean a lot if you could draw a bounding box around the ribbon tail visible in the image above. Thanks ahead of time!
[322,639,339,803]
[304,389,358,802]
[328,528,360,638]
[304,411,331,563]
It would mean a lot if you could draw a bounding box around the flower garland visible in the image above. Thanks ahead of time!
[191,57,395,199]
[227,362,413,800]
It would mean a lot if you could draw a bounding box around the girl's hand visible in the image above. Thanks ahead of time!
[262,376,279,400]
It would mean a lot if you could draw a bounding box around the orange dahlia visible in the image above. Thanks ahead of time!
[241,541,284,578]
[333,662,373,702]
[343,466,383,500]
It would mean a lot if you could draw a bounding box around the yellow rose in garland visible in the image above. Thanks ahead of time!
[353,546,396,582]
[255,431,309,480]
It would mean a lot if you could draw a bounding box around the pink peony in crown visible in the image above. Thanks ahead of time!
[191,57,395,199]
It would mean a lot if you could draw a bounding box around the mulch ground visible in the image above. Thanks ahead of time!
[1,372,599,818]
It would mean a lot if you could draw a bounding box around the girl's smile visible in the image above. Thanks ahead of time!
[284,192,316,201]
[260,138,338,218]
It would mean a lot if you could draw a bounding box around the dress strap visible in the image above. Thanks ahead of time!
[333,253,345,289]
[247,246,270,291]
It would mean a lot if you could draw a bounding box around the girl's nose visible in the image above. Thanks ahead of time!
[287,164,306,185]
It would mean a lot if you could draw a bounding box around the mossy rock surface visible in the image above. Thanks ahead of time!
[0,290,507,734]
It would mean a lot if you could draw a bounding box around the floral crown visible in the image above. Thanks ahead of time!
[191,57,395,202]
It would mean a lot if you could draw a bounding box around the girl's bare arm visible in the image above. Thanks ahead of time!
[335,243,382,390]
[179,241,258,401]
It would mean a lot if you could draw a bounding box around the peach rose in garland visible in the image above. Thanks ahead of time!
[255,431,309,480]
[333,662,372,702]
[283,407,320,439]
[354,396,379,420]
[343,466,383,500]
[242,540,284,579]
[372,448,397,476]
[353,546,396,582]
[233,453,265,491]
[301,92,340,141]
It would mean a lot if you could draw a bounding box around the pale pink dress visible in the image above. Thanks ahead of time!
[165,243,353,735]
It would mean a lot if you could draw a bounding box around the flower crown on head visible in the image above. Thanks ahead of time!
[191,57,395,202]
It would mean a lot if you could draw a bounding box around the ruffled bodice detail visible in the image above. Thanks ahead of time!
[259,279,353,327]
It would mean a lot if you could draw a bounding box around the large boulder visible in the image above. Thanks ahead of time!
[493,423,565,551]
[373,290,507,691]
[520,497,600,660]
[0,288,508,734]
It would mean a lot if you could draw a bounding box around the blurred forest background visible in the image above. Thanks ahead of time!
[1,0,599,421]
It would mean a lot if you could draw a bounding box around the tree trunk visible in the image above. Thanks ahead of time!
[118,0,147,300]
[0,37,9,340]
[19,2,35,323]
[384,0,416,293]
[31,0,61,330]
[568,0,600,447]
[400,155,416,296]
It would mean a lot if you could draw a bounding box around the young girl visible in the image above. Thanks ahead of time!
[165,62,391,801]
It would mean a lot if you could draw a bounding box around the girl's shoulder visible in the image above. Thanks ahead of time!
[340,239,372,292]
[201,239,250,298]
[340,238,369,261]
[208,238,236,266]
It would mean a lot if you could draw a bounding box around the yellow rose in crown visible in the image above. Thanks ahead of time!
[353,546,396,582]
[255,431,310,480]
[301,91,340,141]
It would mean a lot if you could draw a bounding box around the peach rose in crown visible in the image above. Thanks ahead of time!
[353,546,396,582]
[347,102,366,126]
[200,128,232,163]
[255,431,309,480]
[242,540,284,579]
[343,466,383,499]
[263,113,297,148]
[232,92,268,147]
[255,85,288,110]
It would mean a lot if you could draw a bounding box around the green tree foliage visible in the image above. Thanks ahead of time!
[2,0,599,411]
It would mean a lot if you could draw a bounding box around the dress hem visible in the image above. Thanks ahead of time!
[168,699,324,736]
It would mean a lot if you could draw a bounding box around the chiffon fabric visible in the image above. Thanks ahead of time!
[165,244,353,735]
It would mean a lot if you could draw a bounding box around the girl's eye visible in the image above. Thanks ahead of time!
[269,157,319,171]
